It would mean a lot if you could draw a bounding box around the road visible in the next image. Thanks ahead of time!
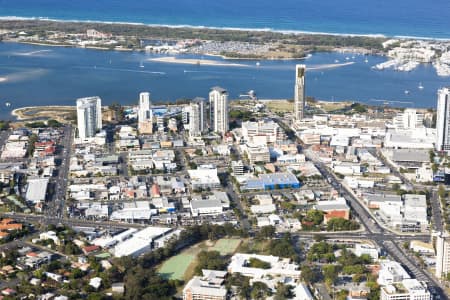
[431,190,445,233]
[372,149,445,233]
[371,149,414,190]
[46,125,72,219]
[309,152,447,298]
[271,118,449,300]
[0,212,146,229]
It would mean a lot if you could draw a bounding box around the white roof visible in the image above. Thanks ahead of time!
[293,283,314,300]
[93,228,138,248]
[188,168,220,185]
[183,276,227,297]
[113,227,171,257]
[26,178,49,203]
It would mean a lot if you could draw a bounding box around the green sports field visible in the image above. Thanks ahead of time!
[158,253,195,280]
[210,238,241,255]
[157,238,241,281]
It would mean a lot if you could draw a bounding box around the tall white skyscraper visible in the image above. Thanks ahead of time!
[294,64,306,121]
[436,232,450,278]
[76,96,102,140]
[138,92,153,134]
[436,87,450,152]
[187,97,207,136]
[209,87,229,135]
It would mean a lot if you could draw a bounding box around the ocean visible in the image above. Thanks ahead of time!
[0,0,450,39]
[0,42,448,119]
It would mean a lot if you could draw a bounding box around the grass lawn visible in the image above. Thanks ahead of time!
[265,100,294,113]
[158,253,195,281]
[237,239,271,255]
[158,238,243,281]
[211,238,241,255]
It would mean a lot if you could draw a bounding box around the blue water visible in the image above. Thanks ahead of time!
[0,42,448,119]
[1,0,450,39]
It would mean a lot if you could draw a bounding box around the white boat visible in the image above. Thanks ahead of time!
[418,82,424,89]
[345,57,350,60]
[139,61,144,68]
[364,58,369,63]
[256,62,260,66]
[404,90,410,95]
[334,59,340,63]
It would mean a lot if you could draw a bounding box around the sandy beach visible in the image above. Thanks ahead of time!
[148,56,248,67]
[11,105,75,121]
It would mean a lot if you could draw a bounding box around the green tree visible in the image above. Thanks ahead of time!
[301,265,320,284]
[274,283,294,300]
[194,251,227,274]
[269,233,298,261]
[257,225,276,240]
[304,210,324,225]
[251,282,271,300]
[248,258,271,269]
[323,264,340,286]
[327,218,360,231]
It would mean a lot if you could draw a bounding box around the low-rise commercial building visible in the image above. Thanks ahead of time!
[228,253,301,280]
[380,279,431,300]
[25,178,49,203]
[244,172,300,190]
[188,166,221,190]
[113,226,172,257]
[183,269,227,300]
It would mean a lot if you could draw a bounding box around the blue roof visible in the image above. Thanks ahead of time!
[244,172,300,190]
[259,172,300,185]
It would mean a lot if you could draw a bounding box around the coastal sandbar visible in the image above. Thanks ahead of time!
[148,56,248,67]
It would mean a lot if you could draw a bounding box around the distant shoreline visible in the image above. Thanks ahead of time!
[1,16,450,41]
[0,18,388,59]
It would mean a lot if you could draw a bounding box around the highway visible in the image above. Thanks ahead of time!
[0,212,146,229]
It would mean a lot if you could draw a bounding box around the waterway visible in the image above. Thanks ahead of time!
[0,42,448,119]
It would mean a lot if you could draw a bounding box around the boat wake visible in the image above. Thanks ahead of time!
[0,69,49,83]
[73,66,166,75]
[13,49,52,56]
[307,62,355,70]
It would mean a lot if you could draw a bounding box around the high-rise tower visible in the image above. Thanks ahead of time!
[294,64,306,121]
[209,87,229,135]
[138,92,153,134]
[436,87,450,152]
[76,96,102,140]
